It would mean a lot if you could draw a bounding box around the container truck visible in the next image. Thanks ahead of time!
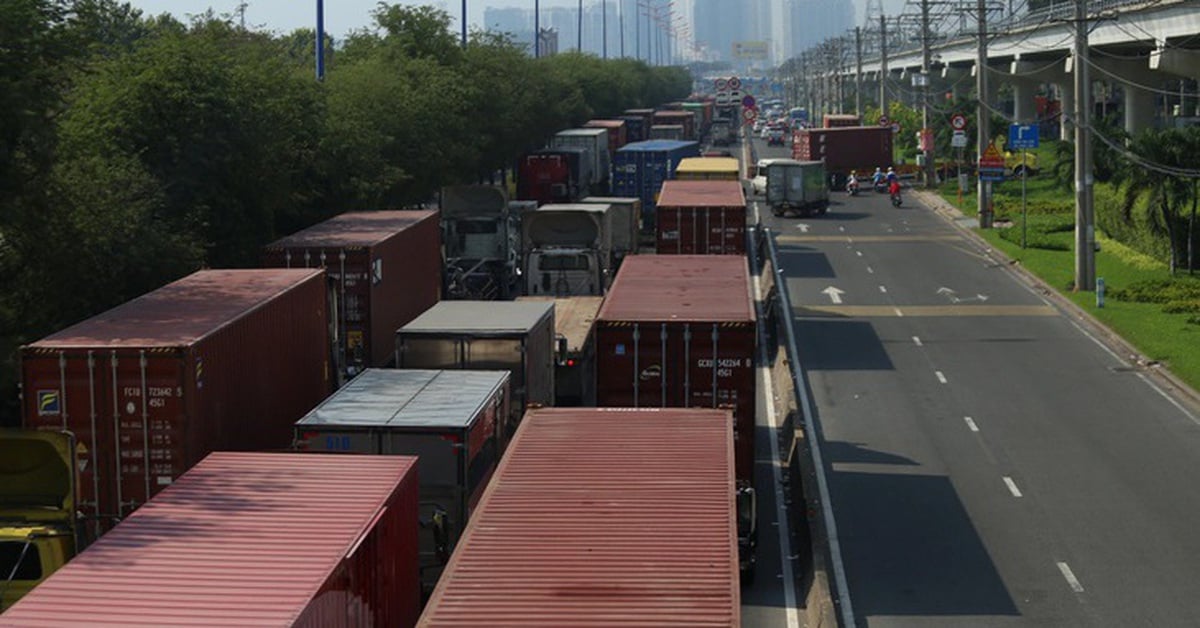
[655,179,748,255]
[0,430,76,612]
[583,119,628,155]
[653,110,697,140]
[551,128,610,193]
[682,99,715,137]
[0,452,422,628]
[417,407,745,627]
[515,296,602,407]
[294,369,509,594]
[521,203,612,297]
[263,210,440,384]
[611,139,701,236]
[440,185,532,299]
[516,147,593,205]
[649,124,686,140]
[674,157,741,181]
[823,113,862,128]
[765,159,830,217]
[792,125,894,188]
[595,255,757,523]
[578,195,642,266]
[21,269,330,543]
[622,108,656,142]
[396,300,554,439]
[710,117,734,146]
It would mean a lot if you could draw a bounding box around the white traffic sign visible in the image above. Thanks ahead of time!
[951,113,967,130]
[729,76,742,90]
[742,107,757,122]
[890,122,900,134]
[952,130,968,148]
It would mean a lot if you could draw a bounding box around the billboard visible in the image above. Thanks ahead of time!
[732,40,769,60]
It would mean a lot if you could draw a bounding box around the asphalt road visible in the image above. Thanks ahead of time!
[749,134,1200,626]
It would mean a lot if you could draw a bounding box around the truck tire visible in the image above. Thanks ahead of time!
[772,206,786,217]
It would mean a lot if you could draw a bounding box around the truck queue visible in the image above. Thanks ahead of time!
[1,90,777,626]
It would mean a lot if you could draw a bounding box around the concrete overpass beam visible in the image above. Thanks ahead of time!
[1150,47,1200,81]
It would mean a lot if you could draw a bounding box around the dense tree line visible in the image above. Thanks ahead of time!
[0,0,692,426]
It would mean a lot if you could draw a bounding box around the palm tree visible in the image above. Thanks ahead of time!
[1117,129,1191,275]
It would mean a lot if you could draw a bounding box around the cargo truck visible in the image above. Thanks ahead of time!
[823,113,862,128]
[521,203,612,297]
[649,124,686,140]
[551,128,610,193]
[655,179,748,255]
[515,296,602,406]
[418,407,745,627]
[653,110,697,140]
[612,139,701,236]
[583,119,628,155]
[440,185,533,299]
[21,269,331,543]
[622,108,656,142]
[674,156,741,181]
[0,430,76,612]
[0,452,422,628]
[765,159,830,217]
[396,300,554,440]
[263,210,440,384]
[792,125,894,189]
[516,147,593,206]
[578,195,641,266]
[294,369,509,595]
[710,117,734,146]
[594,255,758,576]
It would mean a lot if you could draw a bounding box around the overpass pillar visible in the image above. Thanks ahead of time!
[1123,85,1156,136]
[1059,82,1074,140]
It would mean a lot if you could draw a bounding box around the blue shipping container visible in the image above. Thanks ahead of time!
[621,116,647,143]
[612,140,701,233]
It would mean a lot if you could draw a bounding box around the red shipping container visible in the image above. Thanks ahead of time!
[0,452,421,628]
[594,255,756,481]
[419,407,739,627]
[653,110,697,140]
[21,269,331,540]
[655,179,747,255]
[584,119,629,154]
[263,210,441,378]
[823,113,862,128]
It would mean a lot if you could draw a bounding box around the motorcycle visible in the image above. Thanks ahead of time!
[846,179,860,196]
[890,191,902,207]
[873,180,888,194]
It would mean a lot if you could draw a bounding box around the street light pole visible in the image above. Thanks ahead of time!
[578,0,583,52]
[461,0,467,47]
[534,0,540,58]
[315,0,325,80]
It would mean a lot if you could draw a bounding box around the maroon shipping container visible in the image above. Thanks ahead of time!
[21,269,331,540]
[419,408,739,627]
[594,255,756,481]
[0,452,421,628]
[263,210,441,379]
[792,125,894,184]
[584,119,629,155]
[655,180,747,255]
[653,110,697,140]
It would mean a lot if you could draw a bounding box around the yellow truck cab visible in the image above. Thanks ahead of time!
[0,430,77,611]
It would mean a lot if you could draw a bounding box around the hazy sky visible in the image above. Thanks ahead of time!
[125,1,660,40]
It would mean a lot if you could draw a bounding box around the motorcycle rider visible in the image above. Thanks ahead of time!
[846,170,860,195]
[872,167,884,186]
[888,177,902,205]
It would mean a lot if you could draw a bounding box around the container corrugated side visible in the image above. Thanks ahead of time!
[655,180,747,255]
[419,408,739,627]
[0,452,420,628]
[21,269,331,539]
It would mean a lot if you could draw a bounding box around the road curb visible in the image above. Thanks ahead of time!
[913,189,1200,416]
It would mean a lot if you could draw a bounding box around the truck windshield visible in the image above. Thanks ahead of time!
[539,255,590,271]
[0,541,42,581]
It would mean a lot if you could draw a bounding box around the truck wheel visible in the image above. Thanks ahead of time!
[817,204,829,216]
[772,206,785,217]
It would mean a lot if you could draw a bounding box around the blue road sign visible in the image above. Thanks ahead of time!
[742,94,756,109]
[979,168,1007,182]
[1008,123,1039,150]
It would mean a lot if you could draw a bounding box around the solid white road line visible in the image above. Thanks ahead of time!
[856,251,863,257]
[964,416,979,432]
[879,285,887,293]
[912,336,923,346]
[936,371,948,384]
[1057,561,1085,593]
[1136,373,1200,428]
[1003,476,1023,497]
[866,266,875,274]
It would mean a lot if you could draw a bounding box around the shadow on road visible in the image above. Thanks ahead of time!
[825,441,918,466]
[832,470,1019,622]
[775,248,836,279]
[795,319,894,371]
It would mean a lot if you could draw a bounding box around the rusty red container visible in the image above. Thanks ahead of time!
[263,210,441,378]
[792,125,894,181]
[594,255,756,481]
[655,180,747,255]
[584,118,629,154]
[653,110,697,140]
[0,452,421,628]
[21,269,331,540]
[418,407,739,627]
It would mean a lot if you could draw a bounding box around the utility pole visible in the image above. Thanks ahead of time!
[461,0,467,47]
[603,0,608,59]
[619,0,624,57]
[578,0,583,52]
[535,0,540,57]
[1073,0,1095,289]
[855,27,864,116]
[879,15,889,118]
[976,0,992,227]
[920,0,934,187]
[316,0,325,80]
[635,0,640,60]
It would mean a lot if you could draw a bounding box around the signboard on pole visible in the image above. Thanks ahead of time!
[952,130,968,148]
[1008,123,1039,150]
[742,95,757,109]
[742,107,757,123]
[728,76,742,90]
[979,141,1006,181]
[879,115,889,126]
[951,113,967,131]
[732,42,768,60]
[715,78,729,92]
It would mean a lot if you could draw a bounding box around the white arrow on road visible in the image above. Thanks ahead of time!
[937,287,988,304]
[795,223,811,233]
[822,286,845,304]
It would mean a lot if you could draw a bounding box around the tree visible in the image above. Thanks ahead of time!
[1116,129,1193,274]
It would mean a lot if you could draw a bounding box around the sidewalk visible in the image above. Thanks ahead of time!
[913,188,1200,416]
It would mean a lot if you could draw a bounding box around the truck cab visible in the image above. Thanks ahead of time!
[522,204,612,297]
[0,430,77,611]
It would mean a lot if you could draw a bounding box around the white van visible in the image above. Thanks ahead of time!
[750,158,784,195]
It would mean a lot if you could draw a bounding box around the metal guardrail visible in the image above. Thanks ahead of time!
[757,225,856,628]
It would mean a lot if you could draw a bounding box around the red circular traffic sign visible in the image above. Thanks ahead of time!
[715,78,729,92]
[951,113,967,130]
[879,115,889,126]
[728,76,742,90]
[742,107,757,122]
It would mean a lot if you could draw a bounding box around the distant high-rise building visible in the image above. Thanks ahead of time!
[787,0,853,58]
[693,0,746,62]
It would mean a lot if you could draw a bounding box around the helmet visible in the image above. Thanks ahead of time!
[887,167,894,173]
[850,170,857,175]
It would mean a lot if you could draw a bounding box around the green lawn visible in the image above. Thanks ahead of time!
[934,180,1200,393]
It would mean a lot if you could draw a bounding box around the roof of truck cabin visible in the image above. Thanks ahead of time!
[398,300,553,335]
[296,369,508,429]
